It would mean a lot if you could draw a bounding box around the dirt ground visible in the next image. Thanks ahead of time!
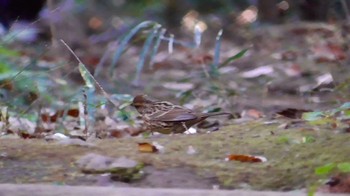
[1,119,349,192]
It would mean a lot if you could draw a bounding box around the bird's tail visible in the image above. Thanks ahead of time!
[202,112,233,118]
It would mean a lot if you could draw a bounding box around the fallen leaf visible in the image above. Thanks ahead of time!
[225,154,267,163]
[312,43,346,63]
[41,108,79,123]
[0,80,14,91]
[277,108,312,119]
[67,109,80,117]
[241,65,274,78]
[241,109,264,119]
[18,132,37,139]
[283,63,302,77]
[316,73,333,86]
[138,142,158,153]
[45,133,69,141]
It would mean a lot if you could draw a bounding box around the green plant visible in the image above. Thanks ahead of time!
[315,162,350,176]
[302,102,350,127]
[95,20,248,86]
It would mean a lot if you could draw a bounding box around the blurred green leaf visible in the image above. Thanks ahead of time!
[225,88,237,96]
[219,48,249,67]
[209,30,223,77]
[308,117,336,126]
[110,94,133,109]
[149,28,166,69]
[109,21,159,76]
[276,136,290,144]
[78,63,94,89]
[0,46,20,57]
[344,110,350,117]
[315,163,336,175]
[116,109,132,121]
[330,102,350,115]
[302,136,316,143]
[337,162,350,173]
[212,29,223,68]
[209,83,221,93]
[339,102,350,110]
[207,107,222,113]
[133,25,161,85]
[177,90,193,105]
[118,102,131,109]
[111,94,133,102]
[302,111,324,121]
[0,62,11,73]
[308,184,318,196]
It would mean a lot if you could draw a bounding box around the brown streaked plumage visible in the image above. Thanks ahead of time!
[131,94,232,134]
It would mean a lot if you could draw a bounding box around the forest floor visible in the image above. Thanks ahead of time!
[0,21,350,195]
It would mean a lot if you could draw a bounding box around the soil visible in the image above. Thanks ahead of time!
[1,120,349,191]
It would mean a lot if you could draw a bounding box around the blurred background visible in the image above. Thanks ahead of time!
[1,0,348,42]
[0,0,349,135]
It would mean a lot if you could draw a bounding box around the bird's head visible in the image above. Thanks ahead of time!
[131,94,154,109]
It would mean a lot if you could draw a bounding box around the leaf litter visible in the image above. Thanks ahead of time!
[0,15,349,193]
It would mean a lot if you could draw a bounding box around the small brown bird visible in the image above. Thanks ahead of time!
[131,94,232,134]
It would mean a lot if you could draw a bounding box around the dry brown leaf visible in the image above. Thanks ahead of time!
[225,154,267,163]
[41,108,79,123]
[312,43,346,63]
[276,108,312,119]
[138,142,158,153]
[242,109,264,119]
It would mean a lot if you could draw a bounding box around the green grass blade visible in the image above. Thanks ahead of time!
[110,21,159,75]
[132,25,161,85]
[149,28,166,69]
[219,48,249,68]
[168,34,174,54]
[193,24,202,48]
[78,63,95,89]
[213,29,223,68]
[0,46,20,57]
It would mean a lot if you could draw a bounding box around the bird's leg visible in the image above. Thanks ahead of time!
[181,122,188,130]
[181,122,189,132]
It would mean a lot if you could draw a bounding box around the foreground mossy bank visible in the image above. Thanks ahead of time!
[0,120,349,190]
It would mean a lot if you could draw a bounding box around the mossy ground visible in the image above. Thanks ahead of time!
[0,119,349,190]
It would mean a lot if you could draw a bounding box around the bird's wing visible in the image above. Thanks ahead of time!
[149,108,197,122]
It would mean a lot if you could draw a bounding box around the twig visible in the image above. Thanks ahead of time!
[82,88,88,137]
[60,39,121,108]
